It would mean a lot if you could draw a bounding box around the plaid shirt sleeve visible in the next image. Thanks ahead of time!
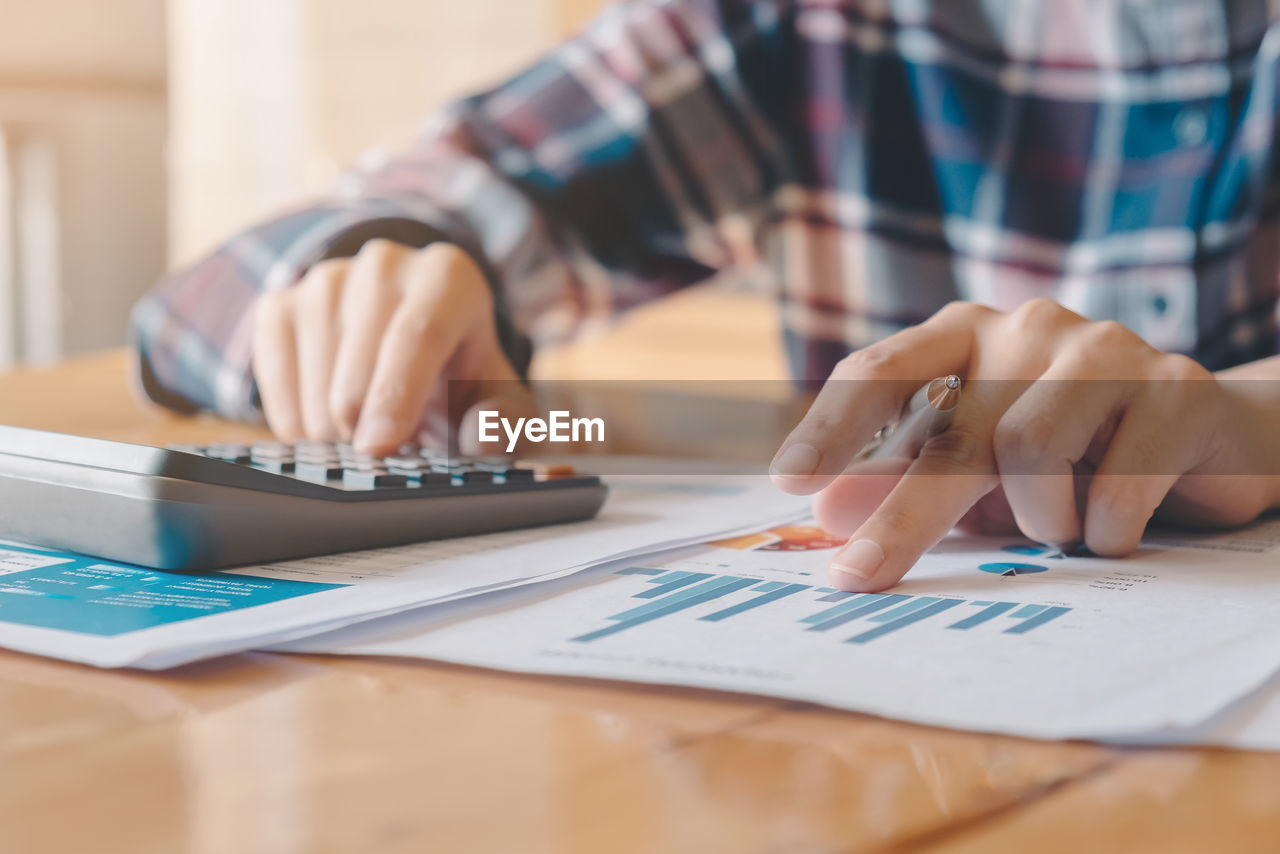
[132,0,787,418]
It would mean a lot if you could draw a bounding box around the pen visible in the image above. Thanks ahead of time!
[856,375,962,461]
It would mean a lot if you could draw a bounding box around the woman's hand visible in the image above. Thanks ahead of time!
[770,300,1280,592]
[251,239,532,456]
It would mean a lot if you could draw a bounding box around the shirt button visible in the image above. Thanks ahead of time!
[1174,108,1209,147]
[1151,295,1169,315]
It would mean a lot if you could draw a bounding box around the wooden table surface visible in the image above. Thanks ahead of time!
[0,350,1276,854]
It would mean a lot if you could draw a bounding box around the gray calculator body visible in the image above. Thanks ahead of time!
[0,426,607,570]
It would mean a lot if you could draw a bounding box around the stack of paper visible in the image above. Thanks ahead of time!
[0,474,810,668]
[273,516,1280,751]
[2,466,1280,751]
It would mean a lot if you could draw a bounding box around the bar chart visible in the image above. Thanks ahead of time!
[571,567,1071,644]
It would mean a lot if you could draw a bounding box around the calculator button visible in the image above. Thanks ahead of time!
[296,463,345,482]
[383,456,425,470]
[343,470,409,489]
[252,459,296,474]
[295,449,339,463]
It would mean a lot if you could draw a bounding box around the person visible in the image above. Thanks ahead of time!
[132,0,1280,592]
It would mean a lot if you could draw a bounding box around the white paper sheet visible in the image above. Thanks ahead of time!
[1100,675,1280,750]
[0,474,809,668]
[280,517,1280,745]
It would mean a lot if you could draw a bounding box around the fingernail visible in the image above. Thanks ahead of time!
[770,443,821,479]
[353,416,400,452]
[829,539,885,587]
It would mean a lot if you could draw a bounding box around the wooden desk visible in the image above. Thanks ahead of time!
[0,352,1276,854]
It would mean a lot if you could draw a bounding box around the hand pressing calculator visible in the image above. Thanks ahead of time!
[0,425,607,571]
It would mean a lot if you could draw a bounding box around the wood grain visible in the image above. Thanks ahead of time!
[0,329,1276,852]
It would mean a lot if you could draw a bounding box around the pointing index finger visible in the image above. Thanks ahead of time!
[352,245,492,455]
[770,302,988,494]
[826,397,1003,592]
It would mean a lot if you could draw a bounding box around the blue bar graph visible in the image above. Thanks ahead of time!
[1005,605,1071,634]
[615,577,748,621]
[805,594,909,632]
[635,571,711,599]
[572,576,759,642]
[868,597,943,623]
[949,601,1018,630]
[847,598,963,644]
[571,569,1072,644]
[803,594,874,624]
[701,582,810,622]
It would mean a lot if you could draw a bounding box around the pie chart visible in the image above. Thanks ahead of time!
[1003,542,1096,559]
[979,562,1050,576]
[1002,544,1050,556]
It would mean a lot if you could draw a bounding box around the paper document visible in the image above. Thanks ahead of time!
[1107,669,1280,751]
[0,474,809,668]
[282,518,1280,744]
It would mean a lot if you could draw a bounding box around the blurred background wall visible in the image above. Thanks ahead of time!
[0,1,166,367]
[167,0,607,266]
[0,0,604,370]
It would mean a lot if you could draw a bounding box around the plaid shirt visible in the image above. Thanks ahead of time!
[133,0,1280,419]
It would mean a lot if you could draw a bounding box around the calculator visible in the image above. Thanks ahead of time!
[0,425,607,571]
